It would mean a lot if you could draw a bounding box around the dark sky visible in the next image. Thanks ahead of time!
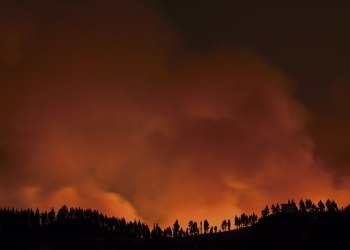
[1,0,350,228]
[157,0,350,107]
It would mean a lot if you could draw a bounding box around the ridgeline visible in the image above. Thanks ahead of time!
[1,199,349,249]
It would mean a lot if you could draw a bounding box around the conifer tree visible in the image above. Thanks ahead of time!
[173,220,180,237]
[318,200,325,212]
[299,199,306,212]
[203,219,210,233]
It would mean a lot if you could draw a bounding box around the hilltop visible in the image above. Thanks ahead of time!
[1,199,350,249]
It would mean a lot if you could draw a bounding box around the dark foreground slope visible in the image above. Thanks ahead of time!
[249,212,350,249]
[1,212,350,249]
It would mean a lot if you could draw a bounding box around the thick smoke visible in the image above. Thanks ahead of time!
[1,1,350,228]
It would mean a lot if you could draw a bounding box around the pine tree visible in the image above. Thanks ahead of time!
[203,219,210,233]
[261,205,270,218]
[48,208,56,223]
[271,204,276,214]
[299,199,306,212]
[326,199,332,211]
[173,220,180,237]
[305,199,312,212]
[275,203,281,213]
[234,215,241,228]
[221,219,227,231]
[318,200,325,212]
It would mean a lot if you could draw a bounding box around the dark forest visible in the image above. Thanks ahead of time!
[1,198,350,249]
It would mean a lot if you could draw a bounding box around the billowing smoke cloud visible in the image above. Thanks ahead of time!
[1,0,350,228]
[309,78,350,183]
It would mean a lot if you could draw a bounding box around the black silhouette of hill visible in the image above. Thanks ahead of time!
[1,201,350,249]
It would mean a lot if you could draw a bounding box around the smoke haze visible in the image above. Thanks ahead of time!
[1,0,350,228]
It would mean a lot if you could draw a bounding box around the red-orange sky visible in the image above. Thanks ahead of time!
[1,0,350,228]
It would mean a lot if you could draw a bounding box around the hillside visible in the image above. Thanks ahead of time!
[1,209,350,249]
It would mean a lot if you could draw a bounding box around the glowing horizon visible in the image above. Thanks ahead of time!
[1,0,350,229]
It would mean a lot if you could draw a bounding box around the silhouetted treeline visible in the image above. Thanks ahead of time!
[1,198,349,237]
[2,198,350,249]
[233,213,258,229]
[0,205,150,238]
[260,198,346,219]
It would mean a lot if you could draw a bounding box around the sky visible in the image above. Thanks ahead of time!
[1,0,350,229]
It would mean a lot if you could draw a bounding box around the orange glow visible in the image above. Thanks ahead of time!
[1,1,350,229]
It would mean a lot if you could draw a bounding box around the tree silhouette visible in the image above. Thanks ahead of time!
[327,200,338,212]
[191,221,199,235]
[33,208,40,228]
[135,220,142,238]
[299,199,306,212]
[0,197,348,245]
[163,226,172,237]
[318,200,325,212]
[179,227,185,237]
[57,205,69,221]
[0,205,174,239]
[305,199,312,212]
[40,211,48,226]
[291,199,296,205]
[151,223,163,238]
[188,220,199,235]
[325,199,331,211]
[173,220,180,237]
[275,203,281,213]
[48,208,56,224]
[234,215,241,228]
[261,205,270,218]
[203,219,209,234]
[142,223,151,238]
[271,204,276,214]
[250,213,258,225]
[344,205,350,212]
[188,220,193,235]
[221,219,227,232]
[240,213,248,227]
[311,202,318,212]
